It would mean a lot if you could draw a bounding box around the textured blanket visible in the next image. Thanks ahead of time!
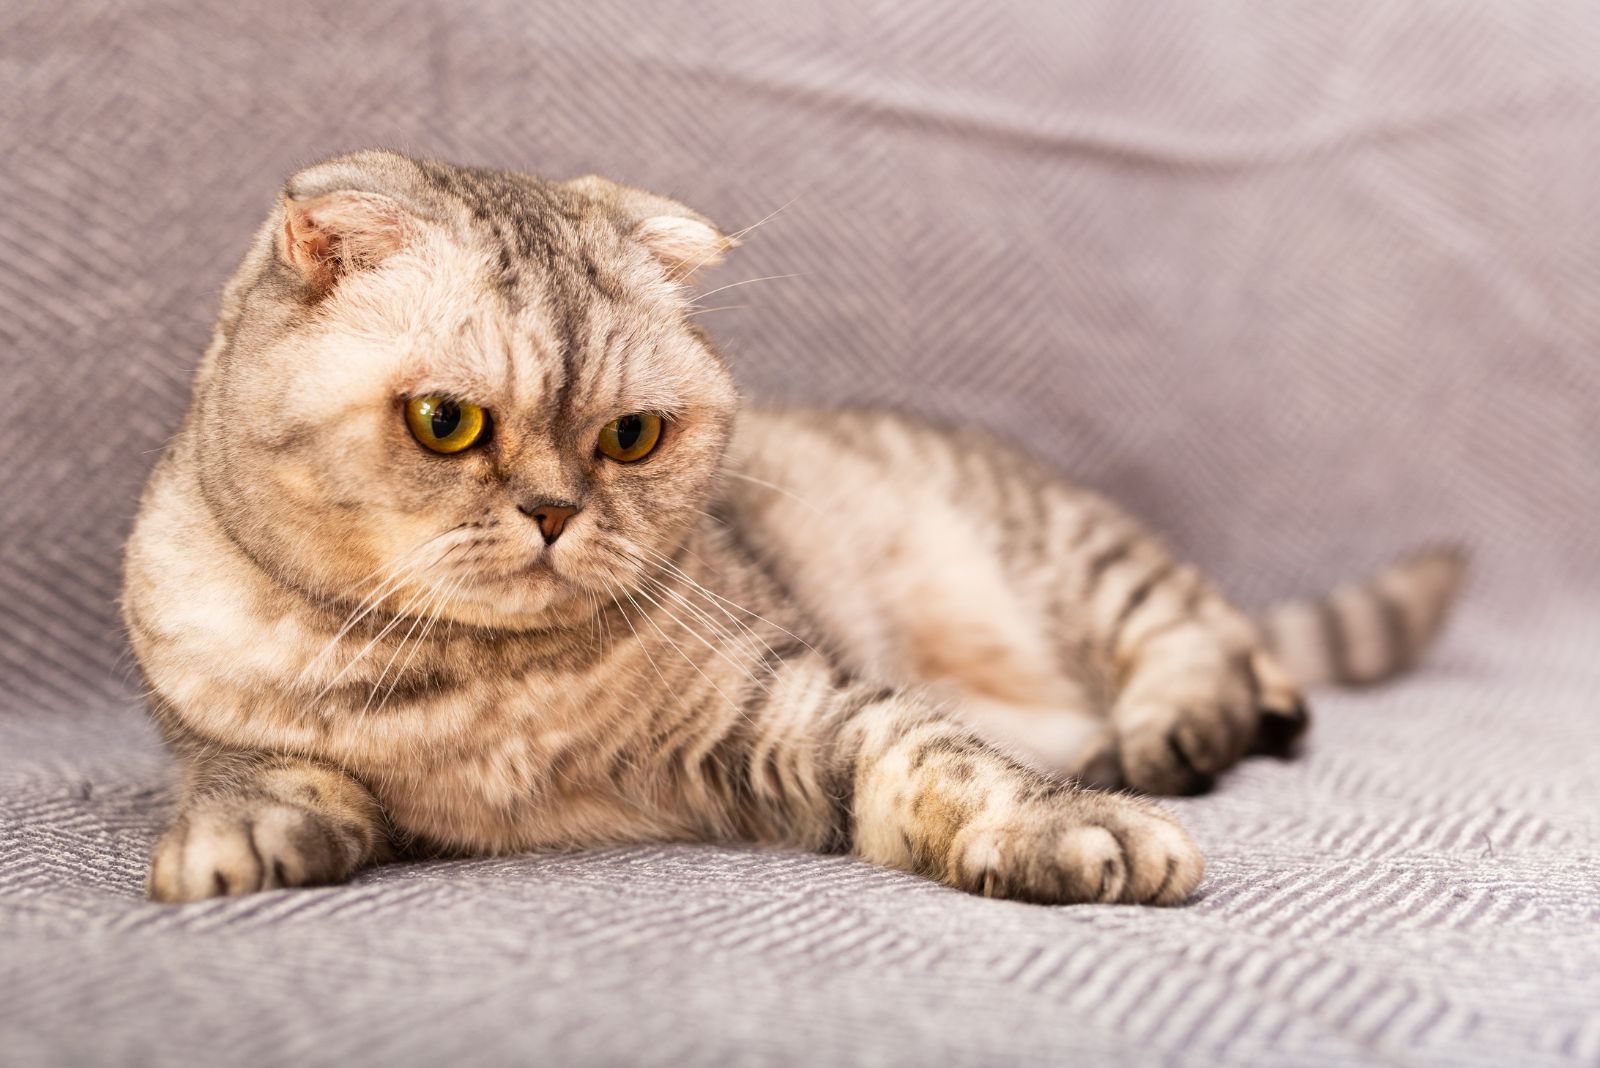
[3,1,1598,1064]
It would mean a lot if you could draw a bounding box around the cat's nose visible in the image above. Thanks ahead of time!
[518,499,580,545]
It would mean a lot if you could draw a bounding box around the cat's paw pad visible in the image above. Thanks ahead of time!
[148,803,355,903]
[952,797,1204,906]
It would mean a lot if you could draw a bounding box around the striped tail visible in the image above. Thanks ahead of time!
[1260,546,1468,689]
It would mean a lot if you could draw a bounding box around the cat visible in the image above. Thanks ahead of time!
[122,151,1463,906]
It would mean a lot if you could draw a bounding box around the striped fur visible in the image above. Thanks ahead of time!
[1260,547,1467,688]
[123,152,1460,906]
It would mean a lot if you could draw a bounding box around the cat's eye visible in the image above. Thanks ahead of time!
[597,413,664,463]
[405,396,489,454]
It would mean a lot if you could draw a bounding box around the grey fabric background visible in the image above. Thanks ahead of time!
[2,1,1598,1065]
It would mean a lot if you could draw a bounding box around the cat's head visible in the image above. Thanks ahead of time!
[194,151,739,628]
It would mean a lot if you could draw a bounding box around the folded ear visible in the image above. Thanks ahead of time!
[278,191,410,296]
[565,176,733,283]
[632,214,733,280]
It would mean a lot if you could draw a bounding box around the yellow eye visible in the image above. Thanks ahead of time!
[405,396,489,454]
[597,413,664,463]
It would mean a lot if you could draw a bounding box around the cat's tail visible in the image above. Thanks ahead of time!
[1258,545,1468,689]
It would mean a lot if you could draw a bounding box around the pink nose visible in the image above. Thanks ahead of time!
[518,500,579,544]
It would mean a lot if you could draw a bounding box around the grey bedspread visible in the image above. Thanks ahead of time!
[3,2,1598,1065]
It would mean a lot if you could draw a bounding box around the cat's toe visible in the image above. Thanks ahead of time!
[1099,805,1206,905]
[1118,715,1228,796]
[149,811,253,902]
[949,795,1204,906]
[249,804,348,888]
[953,820,1119,904]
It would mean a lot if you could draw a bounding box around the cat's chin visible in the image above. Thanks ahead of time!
[438,571,593,631]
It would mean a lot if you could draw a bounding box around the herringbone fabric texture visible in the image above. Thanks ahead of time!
[2,1,1597,1065]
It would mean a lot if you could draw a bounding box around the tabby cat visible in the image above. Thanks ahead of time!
[122,151,1463,905]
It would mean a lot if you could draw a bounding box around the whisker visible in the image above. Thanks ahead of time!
[653,581,748,651]
[648,564,786,665]
[611,587,676,695]
[361,574,449,717]
[625,578,827,757]
[688,273,805,306]
[299,566,421,686]
[597,588,616,655]
[634,582,769,695]
[585,588,601,652]
[665,193,804,284]
[608,539,795,670]
[621,588,751,719]
[300,528,469,680]
[314,570,449,702]
[719,471,824,517]
[314,552,426,647]
[635,543,821,659]
[728,195,803,241]
[374,572,466,715]
[685,304,750,318]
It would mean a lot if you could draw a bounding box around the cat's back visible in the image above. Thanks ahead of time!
[728,406,1033,495]
[725,405,1070,525]
[720,407,1082,683]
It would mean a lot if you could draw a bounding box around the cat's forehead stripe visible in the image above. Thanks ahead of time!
[405,158,715,427]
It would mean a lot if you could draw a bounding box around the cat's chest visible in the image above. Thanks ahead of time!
[312,655,589,772]
[302,643,668,851]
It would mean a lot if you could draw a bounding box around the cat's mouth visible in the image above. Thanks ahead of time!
[488,545,578,588]
[514,556,557,577]
[460,535,628,612]
[471,551,558,583]
[438,552,585,628]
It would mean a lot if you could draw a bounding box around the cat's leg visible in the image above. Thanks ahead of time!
[949,691,1123,789]
[147,750,391,902]
[844,524,1123,787]
[729,677,1204,905]
[1105,572,1308,794]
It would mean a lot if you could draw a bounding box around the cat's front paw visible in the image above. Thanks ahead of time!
[148,802,359,902]
[949,792,1204,906]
